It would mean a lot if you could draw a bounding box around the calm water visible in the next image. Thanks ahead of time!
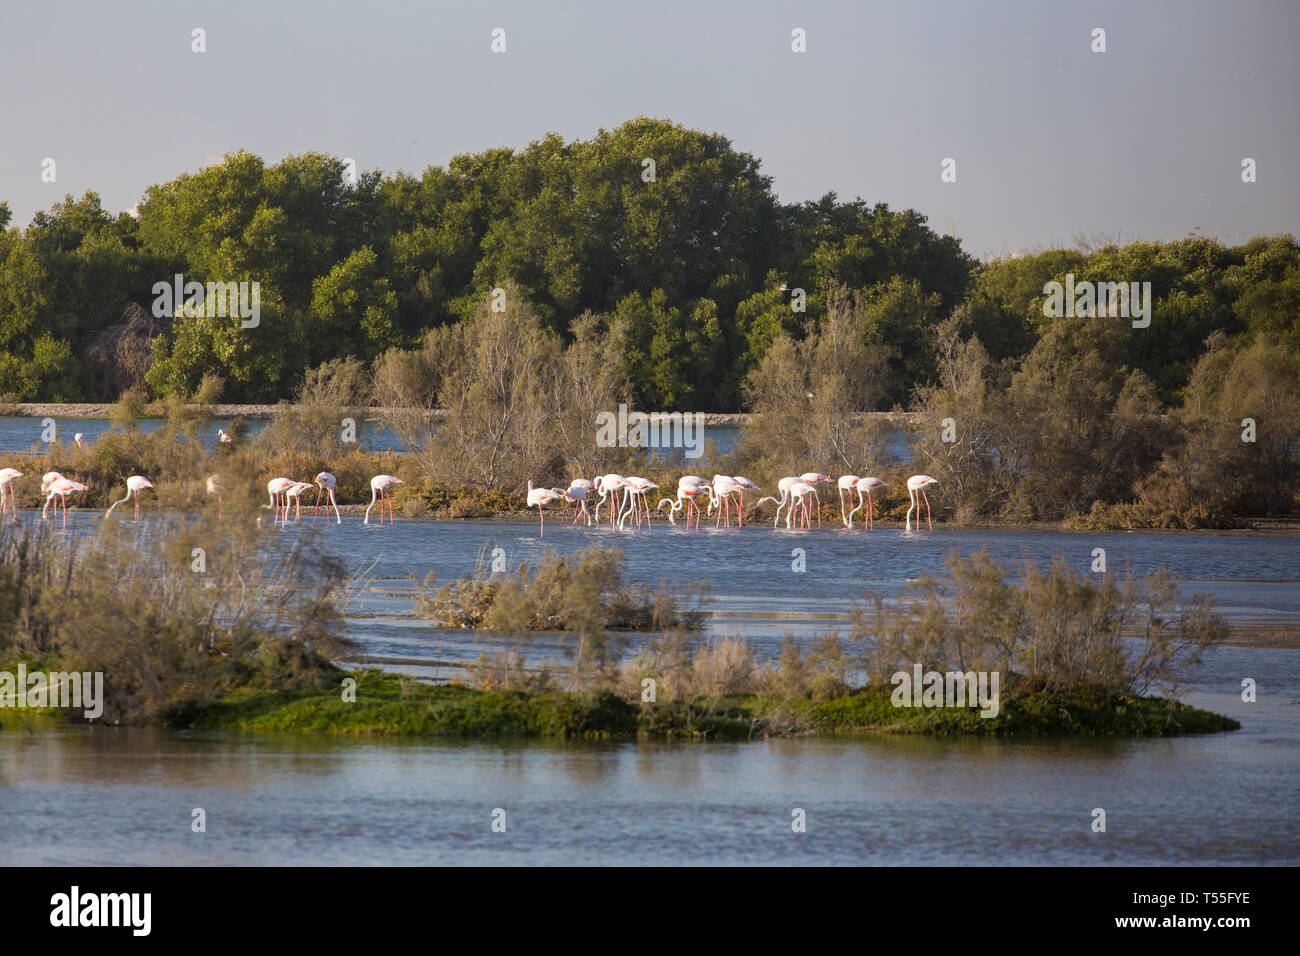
[2,513,1297,864]
[0,417,747,458]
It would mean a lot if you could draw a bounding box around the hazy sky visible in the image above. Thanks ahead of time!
[3,0,1297,259]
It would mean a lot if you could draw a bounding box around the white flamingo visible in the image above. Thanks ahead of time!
[0,468,23,518]
[906,475,938,532]
[365,475,403,525]
[850,477,888,530]
[313,472,341,523]
[527,480,565,536]
[105,475,154,520]
[44,477,88,529]
[263,477,296,528]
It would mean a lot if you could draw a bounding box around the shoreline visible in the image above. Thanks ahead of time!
[0,402,929,428]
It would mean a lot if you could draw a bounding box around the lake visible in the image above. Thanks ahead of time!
[2,514,1297,864]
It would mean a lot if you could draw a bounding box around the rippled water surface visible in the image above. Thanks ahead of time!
[2,512,1297,864]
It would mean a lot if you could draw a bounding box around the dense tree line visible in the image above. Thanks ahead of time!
[1,117,1297,427]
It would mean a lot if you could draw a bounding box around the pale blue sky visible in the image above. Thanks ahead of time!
[2,0,1296,258]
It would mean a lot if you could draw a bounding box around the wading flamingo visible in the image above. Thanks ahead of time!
[40,473,66,519]
[618,477,659,530]
[105,475,154,520]
[74,433,85,450]
[285,481,314,521]
[206,475,223,519]
[760,477,801,528]
[263,477,296,528]
[365,475,403,525]
[758,479,816,529]
[799,473,832,527]
[0,468,23,518]
[313,472,341,523]
[731,476,760,526]
[593,474,628,529]
[527,480,565,536]
[218,429,233,444]
[906,475,938,532]
[44,477,88,529]
[562,481,593,526]
[710,475,743,528]
[837,475,861,527]
[657,476,711,528]
[850,477,888,530]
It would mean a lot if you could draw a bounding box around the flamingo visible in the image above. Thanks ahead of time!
[105,475,154,520]
[758,479,816,529]
[593,474,627,528]
[285,481,314,522]
[206,475,223,519]
[618,477,658,530]
[263,477,296,528]
[313,472,341,524]
[906,475,938,532]
[43,477,88,529]
[74,433,85,450]
[364,475,403,525]
[657,476,711,528]
[526,480,564,536]
[850,477,888,530]
[218,429,233,444]
[799,473,832,527]
[760,477,801,528]
[709,475,743,528]
[40,473,66,519]
[562,482,593,526]
[837,475,861,528]
[0,468,23,518]
[731,476,760,526]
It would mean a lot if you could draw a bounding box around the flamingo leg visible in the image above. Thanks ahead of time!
[923,489,932,531]
[314,489,322,522]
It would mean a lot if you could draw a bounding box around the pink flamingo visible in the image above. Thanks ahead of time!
[0,468,23,518]
[263,477,296,528]
[710,475,743,528]
[758,479,816,529]
[74,433,85,450]
[906,475,938,532]
[313,472,341,523]
[759,477,800,528]
[105,475,154,520]
[206,475,223,519]
[618,477,659,530]
[218,429,233,444]
[657,476,711,528]
[285,481,314,522]
[40,473,66,519]
[527,480,565,536]
[365,475,403,525]
[851,477,888,530]
[44,477,88,529]
[799,473,832,527]
[593,474,627,529]
[562,482,593,526]
[837,475,861,527]
[730,476,760,527]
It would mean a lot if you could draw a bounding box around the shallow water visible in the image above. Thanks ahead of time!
[3,512,1297,865]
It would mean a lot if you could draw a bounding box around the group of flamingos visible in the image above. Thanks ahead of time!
[0,468,404,529]
[0,465,938,535]
[527,473,939,536]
